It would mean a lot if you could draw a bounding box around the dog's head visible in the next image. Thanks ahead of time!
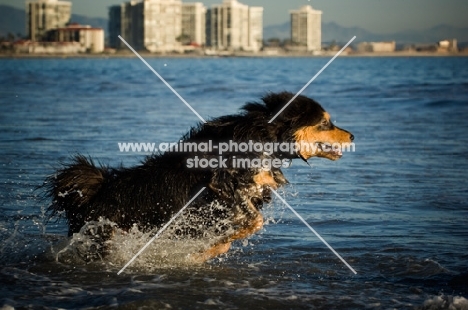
[243,92,354,161]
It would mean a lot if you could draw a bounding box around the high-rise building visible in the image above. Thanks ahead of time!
[290,5,322,52]
[248,6,263,52]
[181,3,206,46]
[119,0,183,53]
[206,0,263,52]
[121,1,144,49]
[26,0,72,41]
[108,5,122,49]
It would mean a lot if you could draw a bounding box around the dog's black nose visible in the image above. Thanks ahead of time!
[350,134,354,141]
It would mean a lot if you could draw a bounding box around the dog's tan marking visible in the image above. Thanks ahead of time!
[293,112,353,160]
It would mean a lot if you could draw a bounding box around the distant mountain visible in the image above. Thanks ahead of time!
[263,22,290,41]
[0,5,25,38]
[70,14,108,34]
[386,24,468,43]
[0,5,107,39]
[322,22,375,43]
[264,21,375,43]
[264,21,468,44]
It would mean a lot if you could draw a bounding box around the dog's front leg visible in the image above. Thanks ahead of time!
[189,242,232,263]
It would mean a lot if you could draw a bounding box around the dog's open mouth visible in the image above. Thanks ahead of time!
[251,196,263,209]
[247,186,273,210]
[318,143,343,160]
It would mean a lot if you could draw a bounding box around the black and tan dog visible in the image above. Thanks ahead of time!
[44,92,353,261]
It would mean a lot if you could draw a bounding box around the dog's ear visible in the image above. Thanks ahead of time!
[241,92,297,116]
[262,92,295,113]
[241,102,269,114]
[261,92,325,127]
[261,92,304,126]
[209,169,238,201]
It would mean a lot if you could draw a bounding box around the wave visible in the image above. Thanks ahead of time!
[421,295,468,310]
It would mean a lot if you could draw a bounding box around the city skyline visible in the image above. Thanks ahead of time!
[2,0,468,34]
[108,0,264,52]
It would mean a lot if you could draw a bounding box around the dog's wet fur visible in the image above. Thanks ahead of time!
[44,92,353,261]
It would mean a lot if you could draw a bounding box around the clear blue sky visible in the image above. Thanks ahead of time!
[2,0,467,33]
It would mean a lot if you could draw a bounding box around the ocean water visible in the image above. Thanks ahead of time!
[0,55,468,309]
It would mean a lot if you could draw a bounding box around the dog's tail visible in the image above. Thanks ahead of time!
[44,155,108,235]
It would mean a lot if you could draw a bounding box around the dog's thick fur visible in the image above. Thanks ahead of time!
[44,92,353,260]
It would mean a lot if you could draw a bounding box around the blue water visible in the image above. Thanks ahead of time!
[1,56,468,309]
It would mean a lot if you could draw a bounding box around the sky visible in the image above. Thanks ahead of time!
[2,0,468,34]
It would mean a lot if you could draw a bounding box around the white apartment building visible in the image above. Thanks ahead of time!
[290,5,322,52]
[26,0,72,41]
[120,0,183,53]
[181,3,206,46]
[248,6,263,52]
[206,0,263,52]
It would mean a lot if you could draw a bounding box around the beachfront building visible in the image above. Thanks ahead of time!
[357,41,396,53]
[46,23,105,53]
[118,0,183,53]
[181,2,206,46]
[206,0,263,52]
[290,5,322,52]
[26,0,72,41]
[438,39,458,52]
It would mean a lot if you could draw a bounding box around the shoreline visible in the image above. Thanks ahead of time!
[0,50,466,59]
